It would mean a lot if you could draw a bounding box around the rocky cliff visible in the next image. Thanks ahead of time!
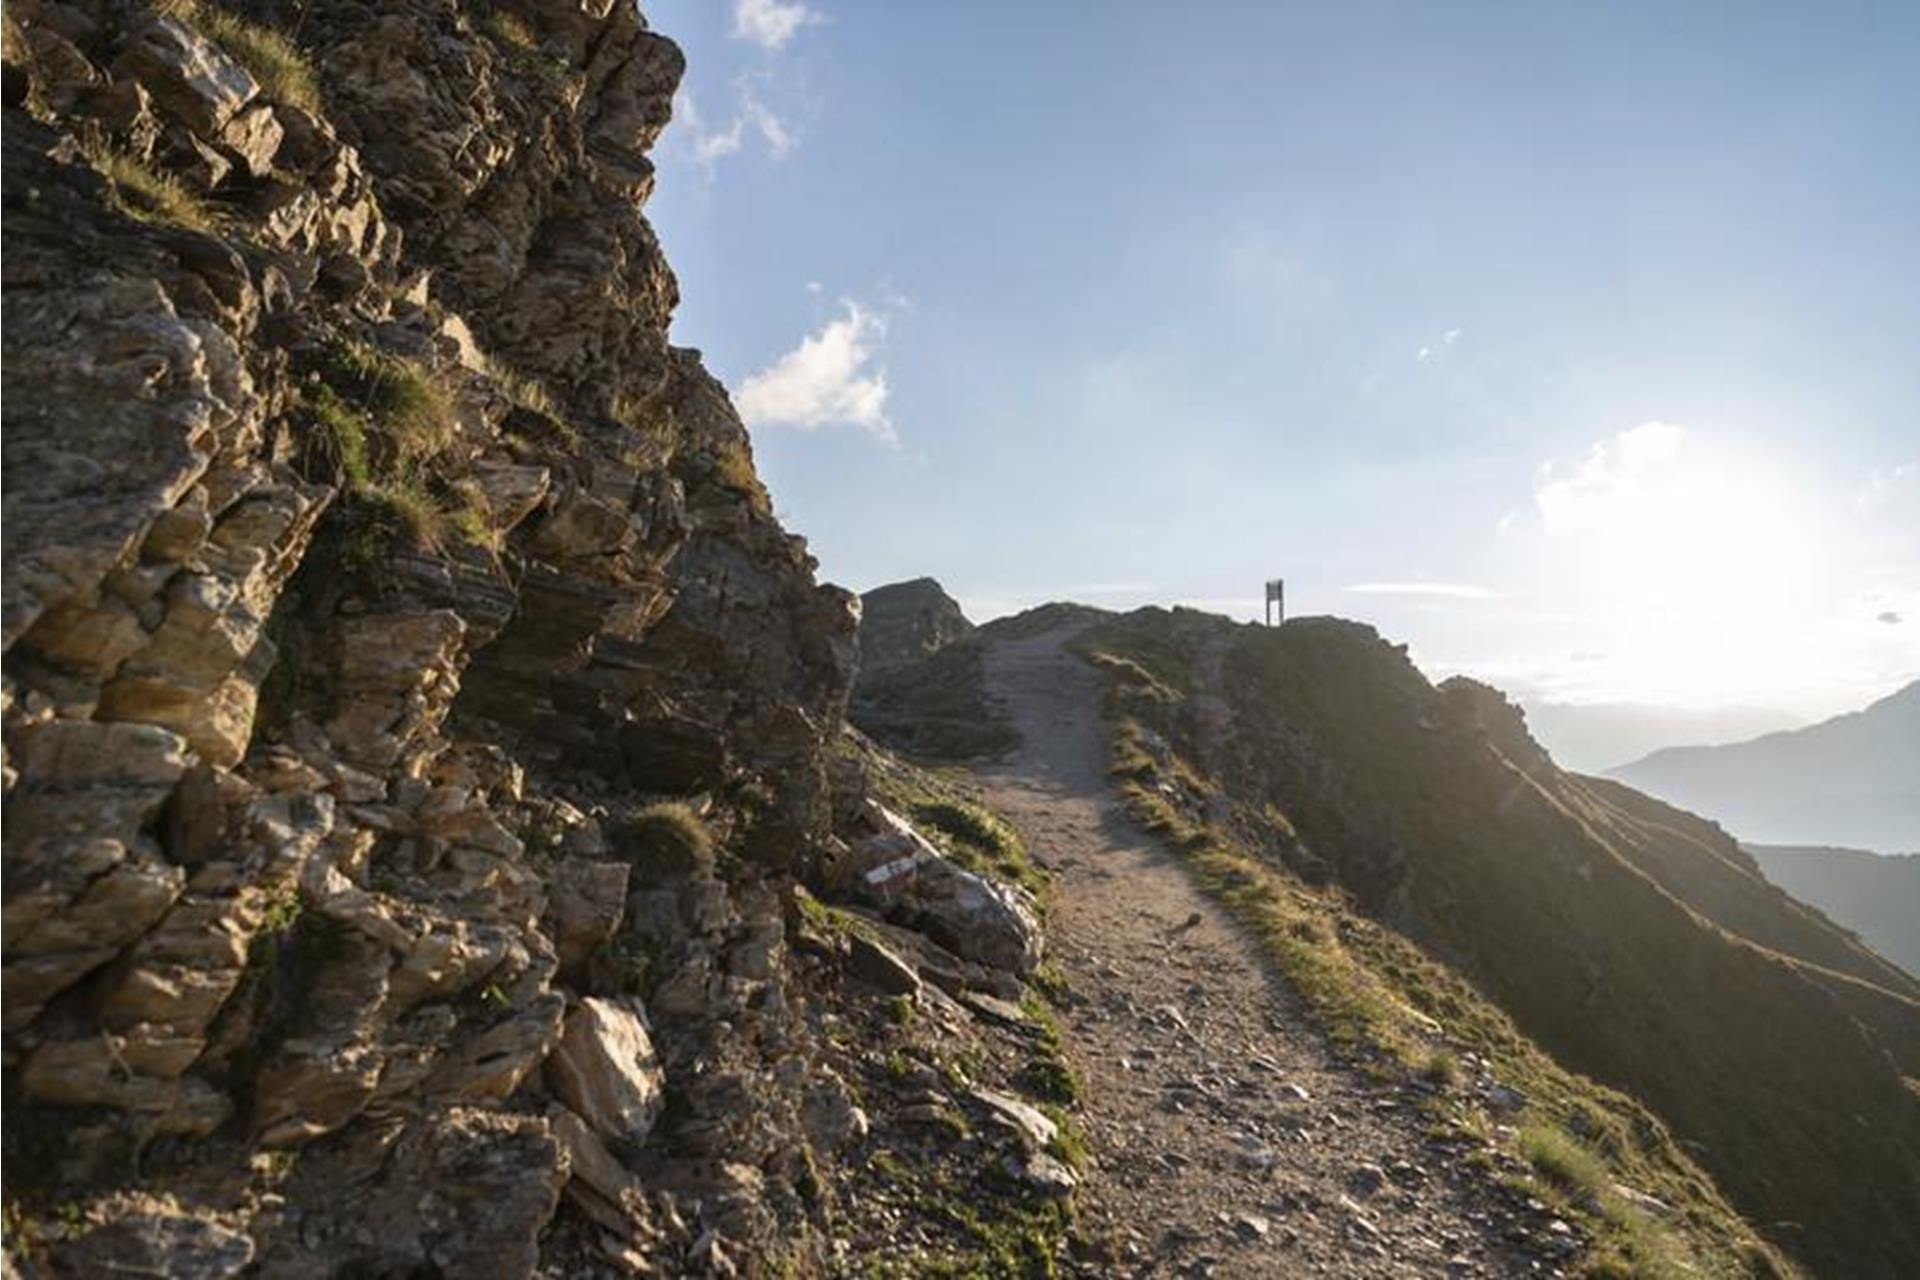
[0,5,1052,1275]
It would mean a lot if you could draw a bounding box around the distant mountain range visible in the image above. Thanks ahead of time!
[1518,700,1804,775]
[1747,844,1920,977]
[1607,679,1920,853]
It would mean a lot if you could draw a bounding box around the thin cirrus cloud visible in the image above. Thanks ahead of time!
[734,301,895,442]
[668,2,820,169]
[731,0,821,52]
[1415,328,1463,363]
[672,76,796,167]
[1343,581,1499,600]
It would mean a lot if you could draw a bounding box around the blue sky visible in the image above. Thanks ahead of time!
[645,0,1919,734]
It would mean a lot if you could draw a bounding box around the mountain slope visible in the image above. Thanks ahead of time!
[1066,606,1920,1279]
[1747,844,1920,977]
[1609,680,1920,851]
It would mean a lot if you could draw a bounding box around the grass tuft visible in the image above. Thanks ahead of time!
[88,146,217,233]
[610,802,716,880]
[914,799,1049,901]
[1521,1120,1609,1196]
[162,1,320,112]
[485,357,560,418]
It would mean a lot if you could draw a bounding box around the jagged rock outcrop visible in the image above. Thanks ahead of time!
[856,576,972,673]
[0,4,1034,1275]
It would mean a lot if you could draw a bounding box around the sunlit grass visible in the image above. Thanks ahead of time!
[161,0,320,112]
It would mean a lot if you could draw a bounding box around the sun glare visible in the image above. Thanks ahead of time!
[1538,424,1829,707]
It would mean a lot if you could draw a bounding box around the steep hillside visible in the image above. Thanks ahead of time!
[1609,680,1920,851]
[1070,606,1920,1278]
[1747,844,1920,977]
[0,5,1071,1275]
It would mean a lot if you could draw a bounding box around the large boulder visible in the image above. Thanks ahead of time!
[841,805,1043,977]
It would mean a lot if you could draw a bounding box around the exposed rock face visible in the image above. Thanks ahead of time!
[857,576,973,672]
[839,805,1044,978]
[0,3,901,1273]
[546,997,664,1144]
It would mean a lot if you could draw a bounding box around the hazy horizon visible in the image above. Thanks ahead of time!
[648,0,1920,729]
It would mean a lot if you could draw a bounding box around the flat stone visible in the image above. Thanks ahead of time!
[545,998,664,1144]
[847,933,921,996]
[968,1086,1057,1150]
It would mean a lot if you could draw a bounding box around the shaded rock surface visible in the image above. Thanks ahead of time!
[0,5,1026,1276]
[856,576,973,673]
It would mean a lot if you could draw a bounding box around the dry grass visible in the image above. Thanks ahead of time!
[485,357,559,418]
[89,146,217,233]
[610,802,716,880]
[161,1,320,113]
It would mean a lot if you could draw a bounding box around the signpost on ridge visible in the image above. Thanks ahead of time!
[1265,578,1285,627]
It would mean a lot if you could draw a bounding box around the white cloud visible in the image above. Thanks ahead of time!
[1344,581,1499,600]
[1534,420,1685,536]
[731,0,820,51]
[735,301,894,441]
[672,81,797,168]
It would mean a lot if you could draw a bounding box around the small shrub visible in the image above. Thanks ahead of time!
[1020,1054,1079,1106]
[611,802,716,879]
[162,1,320,112]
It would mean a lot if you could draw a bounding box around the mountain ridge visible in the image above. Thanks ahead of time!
[1609,678,1920,852]
[850,588,1918,1277]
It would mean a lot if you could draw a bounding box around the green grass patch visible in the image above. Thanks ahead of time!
[913,799,1049,901]
[318,340,457,466]
[1522,1120,1609,1196]
[300,338,493,555]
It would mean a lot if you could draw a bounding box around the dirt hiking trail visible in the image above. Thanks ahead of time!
[969,624,1552,1278]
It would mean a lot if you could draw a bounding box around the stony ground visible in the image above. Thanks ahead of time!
[971,625,1562,1278]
